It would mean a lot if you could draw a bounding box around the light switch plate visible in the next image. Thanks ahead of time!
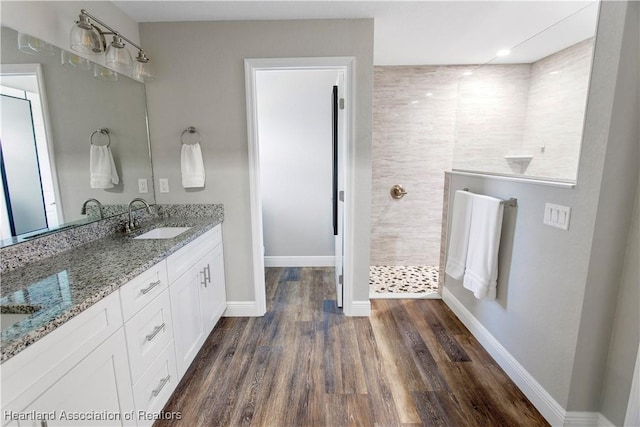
[159,178,170,193]
[138,179,148,194]
[544,203,571,230]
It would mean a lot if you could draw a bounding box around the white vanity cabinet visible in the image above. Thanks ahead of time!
[18,329,135,427]
[119,260,178,426]
[1,292,135,427]
[168,225,226,377]
[1,223,226,427]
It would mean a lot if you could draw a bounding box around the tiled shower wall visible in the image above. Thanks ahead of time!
[371,38,593,266]
[453,39,594,179]
[371,65,465,266]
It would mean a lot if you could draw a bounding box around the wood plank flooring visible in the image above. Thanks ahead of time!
[156,267,548,427]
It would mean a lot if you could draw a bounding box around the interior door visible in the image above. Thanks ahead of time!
[333,75,346,307]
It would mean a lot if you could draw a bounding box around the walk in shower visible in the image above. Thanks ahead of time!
[369,2,597,299]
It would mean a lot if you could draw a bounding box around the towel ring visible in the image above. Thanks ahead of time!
[180,126,201,145]
[90,128,110,147]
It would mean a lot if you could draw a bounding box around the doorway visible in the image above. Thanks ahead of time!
[245,57,355,315]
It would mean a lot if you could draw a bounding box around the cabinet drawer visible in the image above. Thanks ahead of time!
[124,289,173,383]
[132,341,178,427]
[167,225,221,283]
[120,261,168,321]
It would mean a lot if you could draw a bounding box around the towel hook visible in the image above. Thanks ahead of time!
[180,126,201,145]
[90,128,110,147]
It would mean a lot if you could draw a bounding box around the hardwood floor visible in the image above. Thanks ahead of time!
[156,267,548,427]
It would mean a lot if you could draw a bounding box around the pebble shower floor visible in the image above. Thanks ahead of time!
[369,265,439,298]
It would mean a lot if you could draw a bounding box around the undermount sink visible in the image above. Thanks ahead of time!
[134,227,191,240]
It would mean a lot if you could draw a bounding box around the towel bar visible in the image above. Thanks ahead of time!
[90,128,110,147]
[181,126,201,145]
[461,188,517,207]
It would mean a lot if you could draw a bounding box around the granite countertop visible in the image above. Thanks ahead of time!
[0,216,222,364]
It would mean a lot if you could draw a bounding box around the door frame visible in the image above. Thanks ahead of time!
[244,57,355,315]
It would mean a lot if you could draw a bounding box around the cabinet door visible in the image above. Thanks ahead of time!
[199,244,227,334]
[169,264,205,378]
[20,329,135,427]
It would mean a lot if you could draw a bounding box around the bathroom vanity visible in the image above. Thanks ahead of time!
[0,206,226,427]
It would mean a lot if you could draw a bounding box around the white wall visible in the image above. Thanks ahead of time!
[257,69,337,260]
[140,19,374,303]
[443,0,638,419]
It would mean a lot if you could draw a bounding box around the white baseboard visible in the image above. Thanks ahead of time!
[223,301,263,317]
[564,412,615,426]
[346,300,371,317]
[442,288,616,427]
[443,288,566,425]
[264,256,335,267]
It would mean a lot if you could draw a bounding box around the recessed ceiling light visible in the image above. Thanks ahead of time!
[496,49,511,57]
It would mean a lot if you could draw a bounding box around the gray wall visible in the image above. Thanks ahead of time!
[600,176,639,426]
[257,69,337,259]
[140,19,374,303]
[444,0,639,414]
[568,0,639,414]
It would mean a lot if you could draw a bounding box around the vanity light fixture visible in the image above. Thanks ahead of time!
[70,9,154,81]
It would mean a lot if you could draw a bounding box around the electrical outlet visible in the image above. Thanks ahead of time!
[159,178,169,193]
[138,179,148,194]
[543,203,571,230]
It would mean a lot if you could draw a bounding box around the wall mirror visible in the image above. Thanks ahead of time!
[0,26,154,247]
[452,1,599,183]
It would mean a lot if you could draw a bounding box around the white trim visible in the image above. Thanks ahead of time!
[563,412,602,426]
[349,300,371,317]
[264,256,335,267]
[450,170,576,189]
[223,301,262,317]
[597,413,615,427]
[244,57,356,318]
[442,287,566,426]
[625,343,640,427]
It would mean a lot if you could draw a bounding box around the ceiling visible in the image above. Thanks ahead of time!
[114,1,599,65]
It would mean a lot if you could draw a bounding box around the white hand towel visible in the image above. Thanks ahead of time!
[445,190,473,280]
[181,143,205,188]
[90,145,119,189]
[462,194,504,299]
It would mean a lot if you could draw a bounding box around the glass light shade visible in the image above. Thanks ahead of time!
[61,50,91,71]
[70,24,103,54]
[133,60,155,82]
[18,33,54,56]
[105,37,132,75]
[93,64,119,82]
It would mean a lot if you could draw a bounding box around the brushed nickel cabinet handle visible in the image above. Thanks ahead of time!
[140,280,161,295]
[205,264,212,285]
[201,269,207,287]
[152,374,171,397]
[145,323,165,341]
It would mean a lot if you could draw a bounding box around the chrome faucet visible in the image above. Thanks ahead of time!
[81,198,103,219]
[127,198,151,231]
